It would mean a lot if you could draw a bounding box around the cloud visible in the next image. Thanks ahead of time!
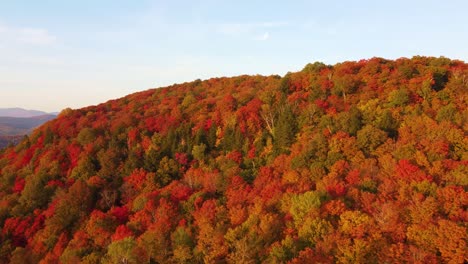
[0,24,57,45]
[0,23,60,69]
[17,55,64,66]
[254,32,270,41]
[217,23,251,36]
[217,21,286,39]
[18,28,57,45]
[259,22,289,28]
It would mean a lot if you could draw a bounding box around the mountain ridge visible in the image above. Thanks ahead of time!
[0,108,56,118]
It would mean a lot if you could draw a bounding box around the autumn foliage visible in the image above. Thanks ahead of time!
[0,56,467,263]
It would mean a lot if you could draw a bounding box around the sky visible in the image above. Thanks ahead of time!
[0,0,467,112]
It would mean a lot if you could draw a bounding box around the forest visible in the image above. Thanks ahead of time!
[0,56,466,263]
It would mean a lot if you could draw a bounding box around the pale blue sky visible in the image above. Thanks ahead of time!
[1,0,467,112]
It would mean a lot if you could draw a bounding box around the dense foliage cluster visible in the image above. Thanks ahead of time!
[0,57,467,263]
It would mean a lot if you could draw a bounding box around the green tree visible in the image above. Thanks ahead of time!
[144,148,162,172]
[222,126,244,151]
[290,191,326,223]
[103,237,138,264]
[387,89,409,107]
[77,128,96,146]
[274,103,298,155]
[70,156,97,180]
[436,103,456,123]
[156,156,179,186]
[47,180,93,233]
[192,144,207,163]
[181,92,197,109]
[298,218,332,246]
[356,125,388,155]
[335,106,362,136]
[13,170,54,215]
[278,74,291,94]
[171,227,194,263]
[376,110,398,138]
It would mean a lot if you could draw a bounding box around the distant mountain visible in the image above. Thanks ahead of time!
[0,107,54,118]
[0,112,56,148]
[0,115,56,136]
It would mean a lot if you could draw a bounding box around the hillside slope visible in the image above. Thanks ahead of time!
[0,56,467,263]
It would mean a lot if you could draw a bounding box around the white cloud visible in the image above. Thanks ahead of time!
[255,32,270,41]
[217,21,286,39]
[17,55,64,66]
[217,23,251,36]
[18,28,57,45]
[259,22,289,28]
[0,24,57,45]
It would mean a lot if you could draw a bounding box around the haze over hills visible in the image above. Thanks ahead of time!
[0,108,56,118]
[0,108,57,148]
[0,115,56,135]
[0,57,466,263]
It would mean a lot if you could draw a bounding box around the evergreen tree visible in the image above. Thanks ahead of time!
[273,102,298,155]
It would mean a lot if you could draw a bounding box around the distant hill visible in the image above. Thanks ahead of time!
[0,111,56,148]
[0,115,56,136]
[0,107,54,118]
